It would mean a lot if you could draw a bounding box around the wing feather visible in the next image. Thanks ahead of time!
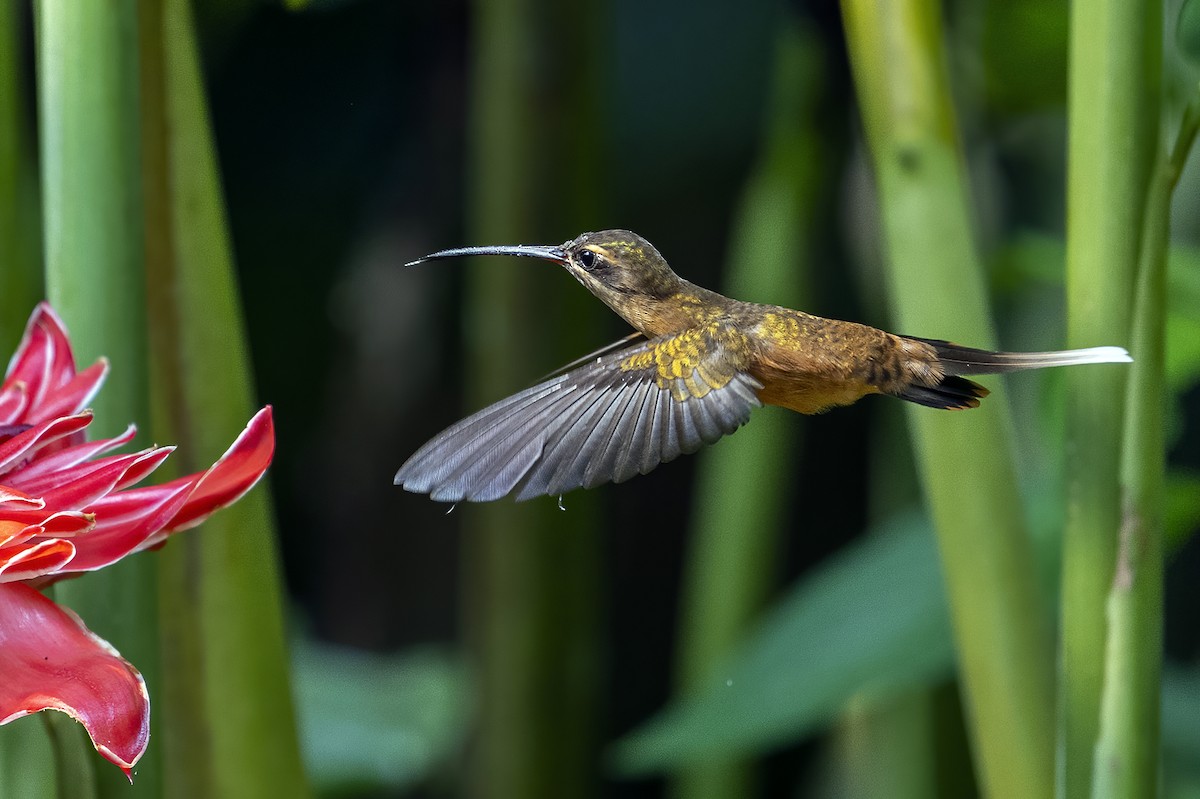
[396,326,763,502]
[583,379,647,488]
[613,383,660,483]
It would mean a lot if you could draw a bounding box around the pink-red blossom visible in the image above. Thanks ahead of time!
[0,304,274,778]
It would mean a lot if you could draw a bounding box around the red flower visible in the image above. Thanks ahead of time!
[0,304,274,779]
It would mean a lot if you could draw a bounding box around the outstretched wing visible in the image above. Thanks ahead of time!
[395,325,763,502]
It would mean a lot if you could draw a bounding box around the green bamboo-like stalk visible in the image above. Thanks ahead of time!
[0,0,42,351]
[671,22,816,799]
[43,714,96,799]
[1093,94,1200,799]
[827,692,937,799]
[36,1,162,794]
[462,0,600,796]
[139,0,311,796]
[840,1,1055,796]
[0,722,55,799]
[1059,0,1159,794]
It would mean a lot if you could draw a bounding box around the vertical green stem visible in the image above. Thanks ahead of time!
[37,0,160,793]
[0,0,42,350]
[672,21,818,799]
[840,1,1054,796]
[829,692,937,799]
[43,714,96,799]
[0,721,55,799]
[142,0,311,796]
[1093,95,1200,799]
[1060,0,1160,795]
[463,0,600,796]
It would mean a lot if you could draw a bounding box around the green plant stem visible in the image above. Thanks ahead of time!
[463,0,600,797]
[0,721,55,799]
[140,0,311,796]
[1059,0,1160,795]
[830,692,937,799]
[43,714,96,799]
[671,21,818,799]
[0,0,42,350]
[1093,91,1200,799]
[840,1,1054,796]
[37,1,161,794]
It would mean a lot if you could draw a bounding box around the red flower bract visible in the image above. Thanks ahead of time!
[0,304,274,779]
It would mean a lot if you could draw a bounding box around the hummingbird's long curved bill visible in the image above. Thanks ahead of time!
[405,244,568,268]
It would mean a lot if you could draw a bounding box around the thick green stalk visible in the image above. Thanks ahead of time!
[840,1,1054,797]
[43,714,95,799]
[140,0,310,796]
[37,1,161,794]
[671,23,817,799]
[0,722,55,799]
[463,0,600,796]
[828,692,937,799]
[1060,0,1160,794]
[0,0,41,350]
[1093,94,1200,799]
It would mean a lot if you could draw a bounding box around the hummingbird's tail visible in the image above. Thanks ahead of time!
[893,338,1132,411]
[918,338,1133,376]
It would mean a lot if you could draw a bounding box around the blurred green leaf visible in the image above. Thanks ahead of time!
[1178,0,1200,66]
[1163,667,1200,772]
[982,0,1069,113]
[1166,471,1200,551]
[293,641,470,794]
[611,511,954,775]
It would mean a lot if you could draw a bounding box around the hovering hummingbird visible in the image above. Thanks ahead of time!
[395,230,1130,503]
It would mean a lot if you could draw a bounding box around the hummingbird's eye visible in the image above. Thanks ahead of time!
[578,249,597,269]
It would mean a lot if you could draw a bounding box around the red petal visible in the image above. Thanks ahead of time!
[0,521,41,548]
[0,583,149,779]
[51,484,192,574]
[10,447,171,508]
[25,360,109,425]
[0,485,43,508]
[3,305,79,413]
[0,539,76,582]
[0,382,29,425]
[9,424,137,484]
[163,406,275,533]
[0,413,93,476]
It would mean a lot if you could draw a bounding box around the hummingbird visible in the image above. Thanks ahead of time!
[395,229,1130,503]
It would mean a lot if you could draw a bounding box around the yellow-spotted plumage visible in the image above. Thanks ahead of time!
[396,229,1132,502]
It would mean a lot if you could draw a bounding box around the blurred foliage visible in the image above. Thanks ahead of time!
[615,509,955,773]
[1179,0,1200,66]
[292,639,469,795]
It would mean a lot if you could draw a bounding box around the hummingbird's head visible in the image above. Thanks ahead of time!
[557,230,682,306]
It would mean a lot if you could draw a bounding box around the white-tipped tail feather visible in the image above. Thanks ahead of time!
[913,339,1132,377]
[893,339,1131,410]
